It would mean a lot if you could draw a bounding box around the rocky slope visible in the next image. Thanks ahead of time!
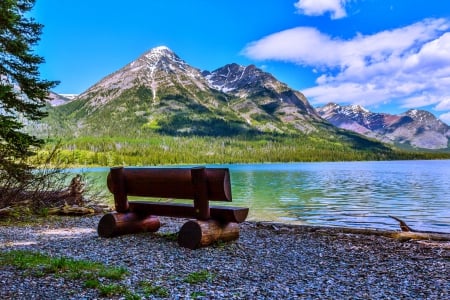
[317,103,450,149]
[46,46,325,137]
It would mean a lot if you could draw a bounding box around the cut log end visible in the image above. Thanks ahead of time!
[178,219,240,249]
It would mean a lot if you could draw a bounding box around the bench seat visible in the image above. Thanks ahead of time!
[128,201,249,223]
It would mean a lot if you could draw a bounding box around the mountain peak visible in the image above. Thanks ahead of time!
[147,45,173,55]
[153,45,171,51]
[142,45,177,61]
[404,109,434,120]
[205,63,282,94]
[348,104,369,114]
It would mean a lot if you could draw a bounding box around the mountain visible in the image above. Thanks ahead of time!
[41,46,327,137]
[204,63,321,133]
[47,92,72,106]
[317,103,450,149]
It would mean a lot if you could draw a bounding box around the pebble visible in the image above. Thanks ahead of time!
[0,215,449,299]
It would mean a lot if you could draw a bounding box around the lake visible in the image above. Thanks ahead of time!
[73,160,450,232]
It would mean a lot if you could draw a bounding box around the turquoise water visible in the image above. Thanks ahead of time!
[71,160,450,232]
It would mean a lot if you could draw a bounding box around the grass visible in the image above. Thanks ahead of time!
[191,291,207,298]
[98,283,127,297]
[0,250,130,297]
[0,250,226,298]
[138,281,170,298]
[0,249,174,298]
[184,269,216,284]
[0,250,129,280]
[154,231,178,242]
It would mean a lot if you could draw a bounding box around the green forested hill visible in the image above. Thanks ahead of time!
[29,47,450,166]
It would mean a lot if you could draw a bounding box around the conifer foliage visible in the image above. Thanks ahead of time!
[0,0,57,181]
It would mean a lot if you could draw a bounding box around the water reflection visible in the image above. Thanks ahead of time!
[76,161,450,232]
[229,161,450,232]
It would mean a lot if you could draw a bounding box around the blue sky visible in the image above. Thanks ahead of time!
[32,0,450,124]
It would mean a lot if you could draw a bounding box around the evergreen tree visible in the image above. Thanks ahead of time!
[0,0,58,181]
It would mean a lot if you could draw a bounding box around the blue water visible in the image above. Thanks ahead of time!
[72,160,450,232]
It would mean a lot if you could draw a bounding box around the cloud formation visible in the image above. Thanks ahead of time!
[294,0,348,19]
[439,112,450,124]
[243,18,450,123]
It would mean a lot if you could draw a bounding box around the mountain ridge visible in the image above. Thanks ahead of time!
[43,46,328,138]
[36,46,449,152]
[317,103,450,149]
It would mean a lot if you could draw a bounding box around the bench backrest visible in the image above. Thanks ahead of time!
[107,166,232,219]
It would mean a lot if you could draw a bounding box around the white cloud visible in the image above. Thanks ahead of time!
[243,18,450,117]
[242,27,340,66]
[294,0,348,19]
[439,112,450,124]
[435,98,450,110]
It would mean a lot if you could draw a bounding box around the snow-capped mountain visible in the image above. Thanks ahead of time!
[204,63,321,132]
[45,46,326,136]
[317,103,450,149]
[78,46,210,108]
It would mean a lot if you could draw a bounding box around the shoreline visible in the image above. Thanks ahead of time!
[1,215,449,299]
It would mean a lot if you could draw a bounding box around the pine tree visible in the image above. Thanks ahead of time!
[0,0,58,181]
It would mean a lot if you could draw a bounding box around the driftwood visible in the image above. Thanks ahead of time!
[0,174,87,210]
[47,204,95,215]
[388,216,450,241]
[0,206,13,216]
[325,227,450,242]
[254,216,450,243]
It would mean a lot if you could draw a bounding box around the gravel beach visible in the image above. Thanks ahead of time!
[0,215,449,299]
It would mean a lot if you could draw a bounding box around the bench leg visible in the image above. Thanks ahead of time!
[178,219,240,249]
[97,212,160,238]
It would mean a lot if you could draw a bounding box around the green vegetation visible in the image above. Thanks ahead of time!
[33,132,450,167]
[0,0,58,181]
[184,270,216,284]
[0,250,159,298]
[191,291,207,298]
[0,250,127,279]
[26,83,450,166]
[0,250,129,297]
[138,281,170,298]
[0,250,225,298]
[155,231,179,242]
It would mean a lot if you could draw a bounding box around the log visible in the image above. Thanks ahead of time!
[178,219,240,249]
[109,167,129,212]
[107,167,232,201]
[129,201,249,223]
[47,205,95,215]
[0,206,13,216]
[388,216,450,241]
[191,167,210,220]
[389,231,450,242]
[97,212,160,238]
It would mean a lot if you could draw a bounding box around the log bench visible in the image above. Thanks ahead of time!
[97,166,249,249]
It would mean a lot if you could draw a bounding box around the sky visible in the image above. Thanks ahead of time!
[31,0,450,124]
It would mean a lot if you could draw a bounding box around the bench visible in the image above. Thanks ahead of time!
[97,166,249,249]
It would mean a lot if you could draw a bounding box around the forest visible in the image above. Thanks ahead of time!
[32,133,450,167]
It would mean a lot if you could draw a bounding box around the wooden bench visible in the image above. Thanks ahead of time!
[97,166,249,249]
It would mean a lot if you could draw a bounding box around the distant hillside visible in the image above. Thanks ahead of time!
[317,103,450,150]
[28,46,449,165]
[38,46,329,138]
